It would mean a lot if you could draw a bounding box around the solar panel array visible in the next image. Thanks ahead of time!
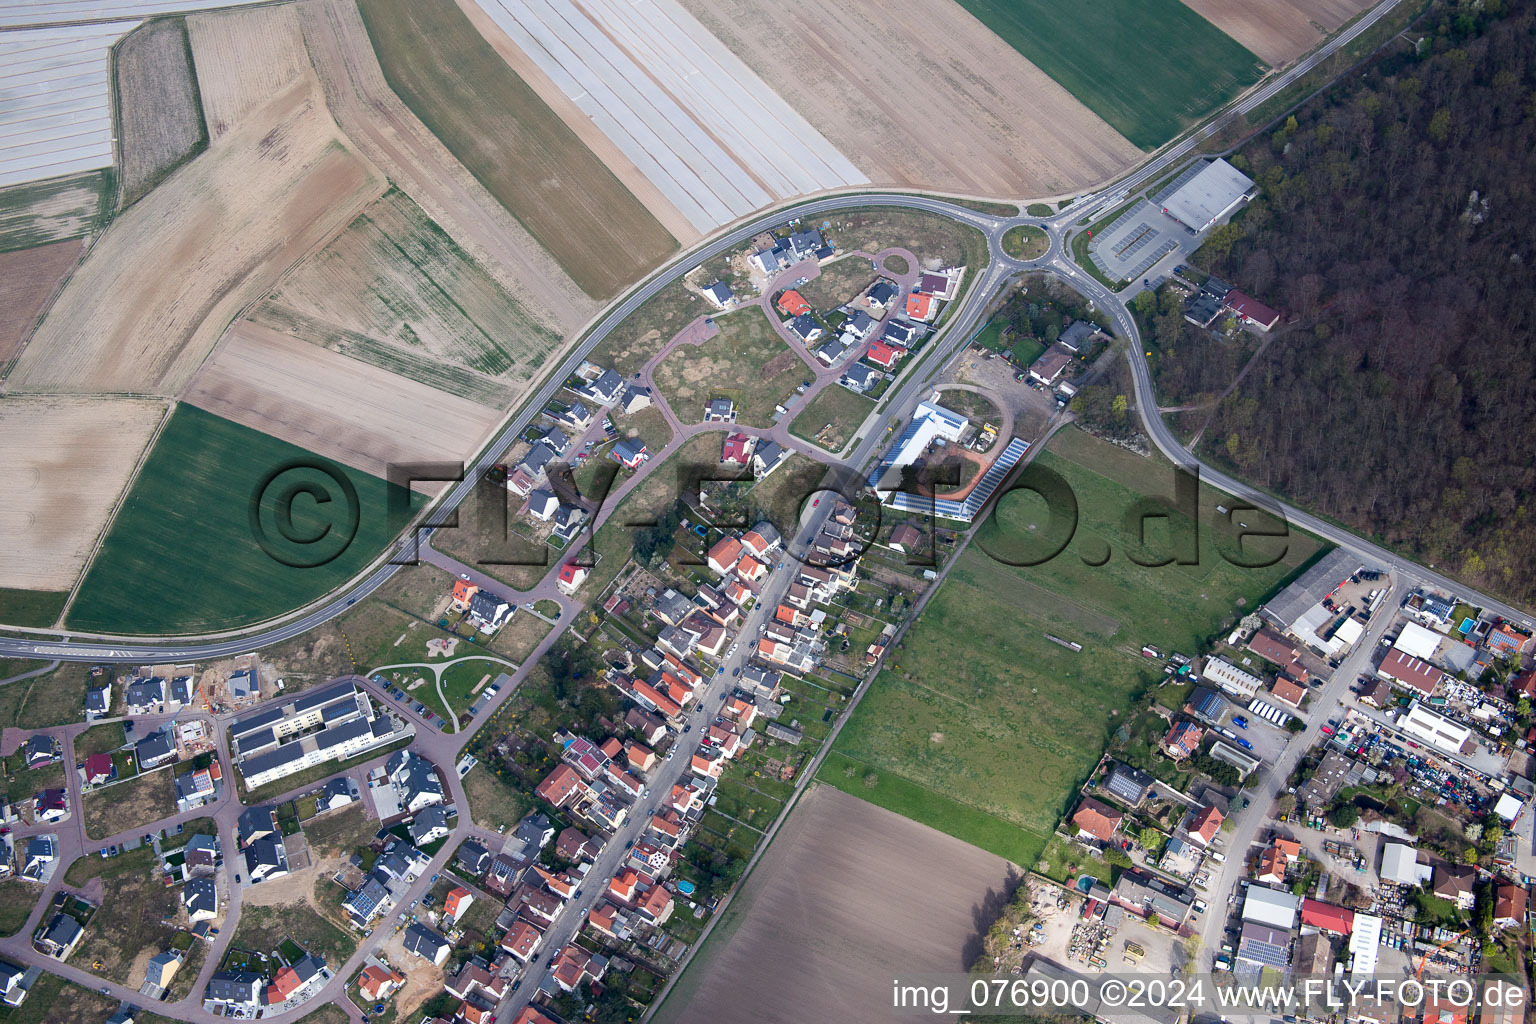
[881,437,1030,523]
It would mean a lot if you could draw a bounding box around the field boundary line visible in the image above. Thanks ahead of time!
[55,398,177,628]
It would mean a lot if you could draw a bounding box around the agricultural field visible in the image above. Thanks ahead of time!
[0,239,84,365]
[0,397,166,592]
[82,769,174,841]
[656,785,1018,1024]
[679,0,1139,197]
[186,3,312,138]
[67,405,422,635]
[355,0,677,298]
[181,320,503,483]
[953,0,1265,149]
[789,386,875,453]
[5,54,383,395]
[113,17,207,206]
[0,169,114,252]
[245,187,561,408]
[829,427,1319,858]
[652,309,805,428]
[1178,0,1374,67]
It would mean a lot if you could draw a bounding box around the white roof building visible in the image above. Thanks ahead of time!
[1493,793,1523,823]
[1334,616,1364,648]
[1201,657,1263,699]
[1349,913,1382,977]
[1241,885,1298,929]
[870,400,968,496]
[1380,843,1431,886]
[1398,701,1471,756]
[1394,621,1444,661]
[1160,158,1256,232]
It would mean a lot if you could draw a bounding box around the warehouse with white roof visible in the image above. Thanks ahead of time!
[1394,621,1444,661]
[1159,158,1256,232]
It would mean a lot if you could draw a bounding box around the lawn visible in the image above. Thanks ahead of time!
[83,769,174,841]
[0,661,94,730]
[63,842,156,887]
[652,307,804,428]
[461,762,530,834]
[789,385,875,453]
[355,0,675,298]
[229,902,358,969]
[3,758,64,804]
[1035,834,1106,885]
[0,588,67,628]
[953,0,1264,149]
[67,405,424,634]
[0,879,33,937]
[830,427,1320,851]
[0,972,117,1024]
[74,722,125,757]
[490,610,554,663]
[73,859,182,985]
[797,256,878,312]
[439,658,504,714]
[1002,224,1049,260]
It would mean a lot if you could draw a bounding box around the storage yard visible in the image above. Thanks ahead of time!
[465,0,867,232]
[0,397,167,591]
[681,0,1140,197]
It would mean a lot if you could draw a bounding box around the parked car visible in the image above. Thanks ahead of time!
[1236,737,1254,751]
[1231,715,1248,729]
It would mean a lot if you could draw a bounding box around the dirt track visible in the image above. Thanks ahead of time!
[297,0,596,335]
[657,785,1020,1024]
[677,0,1140,198]
[1178,0,1374,66]
[0,397,166,591]
[183,321,502,483]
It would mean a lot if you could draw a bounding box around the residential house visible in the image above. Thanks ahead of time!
[237,806,277,847]
[707,536,743,575]
[866,279,897,312]
[135,729,176,770]
[506,466,536,498]
[145,949,183,990]
[185,833,220,876]
[408,806,451,846]
[577,368,626,407]
[625,708,668,747]
[484,855,520,897]
[33,788,67,823]
[555,400,592,432]
[183,878,218,922]
[776,289,810,316]
[357,964,404,1003]
[24,735,54,768]
[167,675,195,708]
[38,913,82,958]
[1027,346,1073,386]
[456,841,493,878]
[1270,676,1307,708]
[1224,290,1280,330]
[556,562,588,594]
[549,943,608,993]
[721,432,753,467]
[124,675,164,713]
[556,827,598,863]
[244,836,289,883]
[320,776,356,811]
[1359,678,1395,709]
[467,590,513,634]
[174,761,221,810]
[82,753,114,786]
[704,398,736,423]
[1161,722,1204,760]
[865,340,903,370]
[620,384,651,413]
[500,918,544,963]
[507,812,556,863]
[905,292,937,321]
[703,281,734,310]
[840,362,881,394]
[526,489,559,521]
[887,523,923,554]
[883,319,920,347]
[612,438,648,469]
[1103,763,1154,806]
[551,503,587,543]
[752,439,786,478]
[788,313,823,344]
[203,972,262,1016]
[403,923,451,966]
[1072,797,1123,843]
[1185,805,1222,846]
[444,886,473,925]
[388,750,445,814]
[85,676,112,716]
[1432,863,1476,910]
[1493,884,1527,930]
[0,959,28,1008]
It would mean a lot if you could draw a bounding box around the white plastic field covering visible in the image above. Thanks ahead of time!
[470,0,867,231]
[0,20,137,187]
[0,1,257,29]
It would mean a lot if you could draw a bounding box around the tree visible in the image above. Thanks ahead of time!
[1277,794,1297,817]
[1138,826,1163,850]
[1329,803,1360,828]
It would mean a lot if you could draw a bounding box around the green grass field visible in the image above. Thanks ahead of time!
[830,427,1319,858]
[67,405,422,634]
[0,588,67,628]
[653,307,804,428]
[789,385,874,452]
[355,0,675,298]
[953,0,1264,148]
[0,661,95,730]
[1001,224,1049,260]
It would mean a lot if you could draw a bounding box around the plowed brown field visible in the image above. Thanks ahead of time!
[1178,0,1374,66]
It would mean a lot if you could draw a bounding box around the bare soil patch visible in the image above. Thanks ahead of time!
[0,397,165,590]
[1178,0,1373,66]
[83,768,174,841]
[658,785,1020,1024]
[182,320,501,484]
[0,238,83,363]
[114,17,207,205]
[677,0,1139,197]
[7,64,383,395]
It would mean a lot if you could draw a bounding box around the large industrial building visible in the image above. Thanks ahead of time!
[1158,158,1256,233]
[870,401,1029,523]
[230,681,405,789]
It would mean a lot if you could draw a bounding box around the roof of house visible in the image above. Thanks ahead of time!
[1301,898,1354,934]
[1271,676,1307,707]
[1433,862,1475,898]
[83,752,113,779]
[1380,649,1445,696]
[721,432,752,464]
[1495,883,1527,921]
[1189,804,1223,842]
[403,922,449,958]
[905,293,936,319]
[866,340,901,367]
[1072,797,1123,841]
[1225,290,1280,326]
[777,289,810,315]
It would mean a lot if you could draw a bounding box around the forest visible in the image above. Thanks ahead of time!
[1189,0,1536,608]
